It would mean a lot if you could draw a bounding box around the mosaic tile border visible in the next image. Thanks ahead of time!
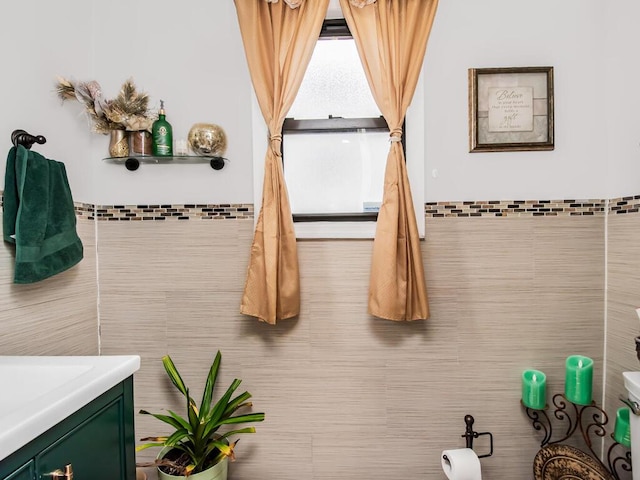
[93,204,254,221]
[92,199,608,219]
[609,195,640,215]
[424,199,606,217]
[0,198,253,221]
[75,203,95,220]
[6,195,640,220]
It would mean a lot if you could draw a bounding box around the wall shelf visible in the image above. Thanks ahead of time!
[103,155,227,171]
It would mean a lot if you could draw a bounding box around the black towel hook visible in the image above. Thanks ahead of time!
[11,129,46,150]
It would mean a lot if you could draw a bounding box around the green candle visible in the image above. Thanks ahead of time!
[522,369,546,410]
[614,407,631,447]
[564,355,593,405]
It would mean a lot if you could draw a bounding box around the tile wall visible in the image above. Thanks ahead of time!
[3,196,639,480]
[605,196,640,427]
[0,203,97,355]
[94,201,607,480]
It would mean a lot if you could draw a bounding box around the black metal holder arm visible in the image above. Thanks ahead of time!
[11,129,46,150]
[462,414,494,458]
[442,414,494,465]
[121,155,227,171]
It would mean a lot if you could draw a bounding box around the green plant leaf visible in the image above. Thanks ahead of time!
[218,412,265,425]
[135,441,167,452]
[139,410,186,431]
[186,387,200,429]
[141,351,265,474]
[219,427,256,439]
[165,429,190,447]
[199,351,221,421]
[224,392,252,416]
[193,416,207,454]
[199,381,241,441]
[172,442,196,459]
[207,379,242,425]
[200,412,264,442]
[203,439,236,464]
[162,355,190,399]
[166,410,193,433]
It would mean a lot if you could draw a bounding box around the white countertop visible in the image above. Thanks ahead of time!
[0,355,140,460]
[624,371,640,402]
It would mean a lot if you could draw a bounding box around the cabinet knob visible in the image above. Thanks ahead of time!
[46,464,73,480]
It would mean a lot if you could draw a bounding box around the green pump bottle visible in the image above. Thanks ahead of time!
[152,100,173,156]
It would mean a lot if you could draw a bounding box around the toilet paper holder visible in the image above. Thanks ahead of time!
[443,414,494,461]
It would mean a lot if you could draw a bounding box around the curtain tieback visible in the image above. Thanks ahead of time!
[269,133,283,157]
[389,128,403,143]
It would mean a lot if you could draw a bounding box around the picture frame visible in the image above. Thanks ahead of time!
[468,66,554,152]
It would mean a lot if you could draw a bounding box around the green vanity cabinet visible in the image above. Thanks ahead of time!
[4,462,33,480]
[0,376,136,480]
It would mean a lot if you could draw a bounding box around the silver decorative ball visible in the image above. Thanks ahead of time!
[187,123,227,156]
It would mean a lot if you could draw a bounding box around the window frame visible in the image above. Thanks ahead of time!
[282,19,397,223]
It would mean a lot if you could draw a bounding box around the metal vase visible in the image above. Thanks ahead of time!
[108,130,129,158]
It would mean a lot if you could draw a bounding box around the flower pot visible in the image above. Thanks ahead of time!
[156,447,229,480]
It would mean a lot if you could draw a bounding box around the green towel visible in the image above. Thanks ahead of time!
[3,145,83,283]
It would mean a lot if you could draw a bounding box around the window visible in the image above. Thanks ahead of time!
[249,20,425,239]
[283,19,391,223]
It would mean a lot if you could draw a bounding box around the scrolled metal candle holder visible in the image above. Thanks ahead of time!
[522,393,631,480]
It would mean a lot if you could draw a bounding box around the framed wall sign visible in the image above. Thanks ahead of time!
[468,66,554,152]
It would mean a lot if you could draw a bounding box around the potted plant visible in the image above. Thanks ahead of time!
[136,351,265,480]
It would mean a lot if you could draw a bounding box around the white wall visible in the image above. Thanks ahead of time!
[423,0,608,202]
[0,1,94,201]
[88,0,254,205]
[2,0,635,206]
[0,1,253,206]
[603,0,640,198]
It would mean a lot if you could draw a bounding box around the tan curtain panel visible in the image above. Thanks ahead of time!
[234,0,329,324]
[340,0,439,321]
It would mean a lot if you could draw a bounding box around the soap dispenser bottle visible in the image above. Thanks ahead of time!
[152,100,173,156]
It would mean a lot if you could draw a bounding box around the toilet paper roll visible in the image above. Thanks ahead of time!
[441,448,482,480]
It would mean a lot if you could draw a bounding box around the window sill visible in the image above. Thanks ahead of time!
[293,220,427,240]
[294,221,377,239]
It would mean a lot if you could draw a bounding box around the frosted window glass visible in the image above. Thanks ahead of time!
[283,131,388,214]
[288,39,380,120]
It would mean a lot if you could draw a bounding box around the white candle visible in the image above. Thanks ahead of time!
[175,139,188,156]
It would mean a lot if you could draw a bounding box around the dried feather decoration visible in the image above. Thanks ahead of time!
[55,77,156,134]
[103,79,156,131]
[56,77,116,134]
